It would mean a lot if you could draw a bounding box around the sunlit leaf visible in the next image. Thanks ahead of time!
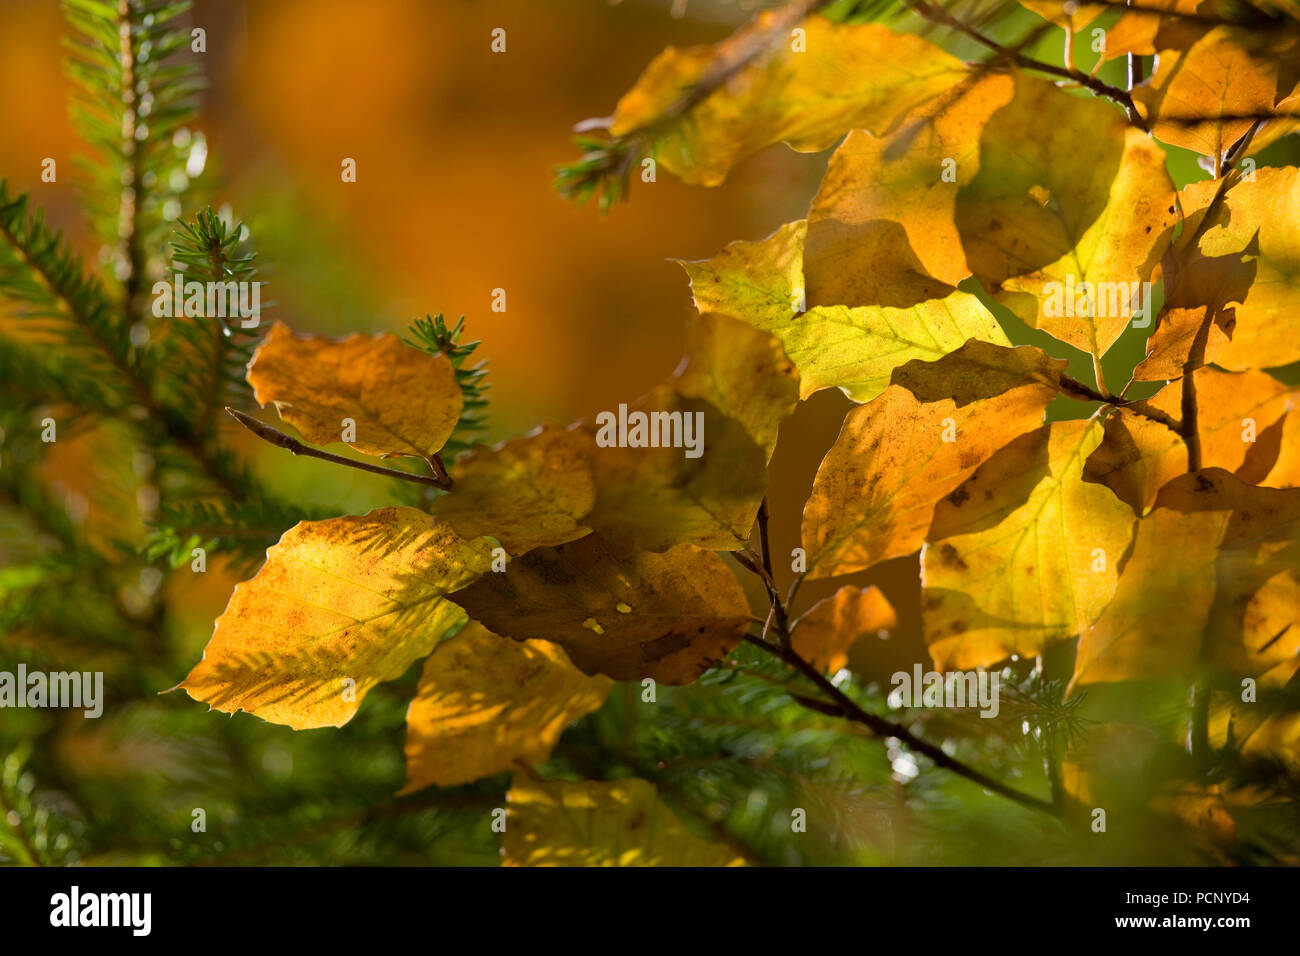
[923,419,1135,669]
[246,321,463,460]
[400,622,611,792]
[803,342,1063,578]
[177,507,495,729]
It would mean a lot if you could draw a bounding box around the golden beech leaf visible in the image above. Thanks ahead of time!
[1094,0,1215,63]
[610,14,967,187]
[790,585,897,673]
[803,74,1015,308]
[1262,397,1300,488]
[1139,167,1300,375]
[448,535,751,685]
[955,74,1177,357]
[578,388,768,552]
[1130,176,1253,381]
[802,342,1063,579]
[1133,26,1292,158]
[674,311,800,462]
[246,321,463,460]
[679,219,806,329]
[178,508,495,730]
[1083,368,1290,514]
[1072,469,1300,690]
[680,223,1010,402]
[503,776,746,866]
[400,622,610,793]
[432,424,596,556]
[922,419,1135,670]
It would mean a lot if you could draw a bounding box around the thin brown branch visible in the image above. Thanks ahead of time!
[227,407,453,490]
[745,633,1060,816]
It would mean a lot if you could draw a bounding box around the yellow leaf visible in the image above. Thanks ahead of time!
[790,585,896,673]
[178,507,494,729]
[803,74,1015,307]
[1179,167,1300,372]
[680,219,806,329]
[1072,469,1300,689]
[955,74,1177,356]
[674,312,799,462]
[246,321,463,459]
[1083,368,1290,513]
[1070,506,1224,689]
[803,342,1063,578]
[1133,26,1289,158]
[449,535,751,684]
[400,622,610,792]
[503,775,746,866]
[680,224,1009,402]
[611,14,967,187]
[432,424,596,556]
[923,419,1135,669]
[577,390,767,553]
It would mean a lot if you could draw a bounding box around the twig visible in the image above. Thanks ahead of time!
[226,407,453,490]
[744,632,1059,816]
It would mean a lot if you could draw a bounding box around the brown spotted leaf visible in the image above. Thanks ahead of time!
[448,535,750,685]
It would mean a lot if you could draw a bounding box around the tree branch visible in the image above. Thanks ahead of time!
[226,407,453,490]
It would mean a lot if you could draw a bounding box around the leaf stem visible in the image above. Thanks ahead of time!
[226,407,453,490]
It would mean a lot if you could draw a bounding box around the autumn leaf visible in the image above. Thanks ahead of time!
[178,507,494,729]
[1141,167,1300,374]
[790,585,896,673]
[432,424,596,556]
[1133,26,1292,158]
[577,388,768,552]
[400,622,610,792]
[681,222,1010,402]
[503,775,746,866]
[1083,368,1290,513]
[674,311,799,462]
[802,342,1063,579]
[1072,469,1300,689]
[448,535,751,684]
[246,321,463,460]
[955,73,1177,357]
[803,73,1015,308]
[1093,0,1215,63]
[611,14,967,187]
[923,419,1135,670]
